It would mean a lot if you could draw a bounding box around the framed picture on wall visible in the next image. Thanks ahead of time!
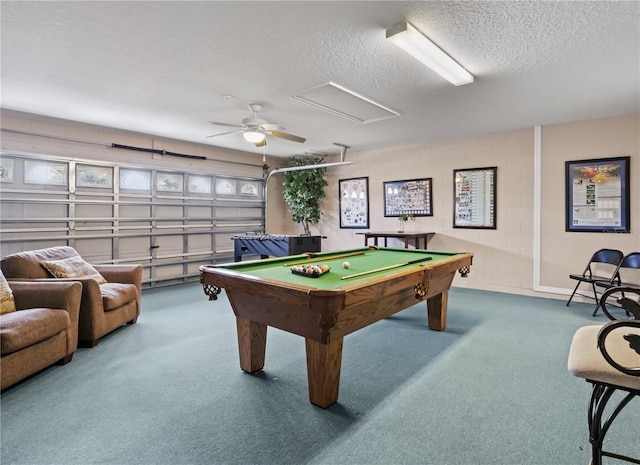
[383,178,433,217]
[565,156,630,233]
[453,167,497,229]
[339,177,369,228]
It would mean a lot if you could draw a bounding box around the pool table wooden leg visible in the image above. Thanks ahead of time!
[236,316,267,373]
[305,337,343,408]
[426,291,448,331]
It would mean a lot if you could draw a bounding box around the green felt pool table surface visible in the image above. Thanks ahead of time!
[213,247,463,290]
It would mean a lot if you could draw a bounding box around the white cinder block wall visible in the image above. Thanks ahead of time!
[296,114,639,300]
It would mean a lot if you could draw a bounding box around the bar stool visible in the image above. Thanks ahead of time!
[568,286,640,465]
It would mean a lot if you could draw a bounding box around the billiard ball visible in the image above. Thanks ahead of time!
[342,261,350,269]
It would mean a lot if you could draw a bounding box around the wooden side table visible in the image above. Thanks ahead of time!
[359,231,435,249]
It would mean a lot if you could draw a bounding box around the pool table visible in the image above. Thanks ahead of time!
[200,246,472,408]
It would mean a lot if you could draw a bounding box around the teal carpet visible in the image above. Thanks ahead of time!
[1,283,638,465]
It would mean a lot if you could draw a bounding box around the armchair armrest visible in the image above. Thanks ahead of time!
[9,281,82,315]
[6,277,58,283]
[11,276,107,308]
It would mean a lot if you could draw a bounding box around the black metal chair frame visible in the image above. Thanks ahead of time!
[588,382,639,465]
[566,248,624,315]
[594,252,640,317]
[584,287,640,465]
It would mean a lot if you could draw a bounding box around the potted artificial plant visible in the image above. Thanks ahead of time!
[282,155,328,235]
[398,212,414,232]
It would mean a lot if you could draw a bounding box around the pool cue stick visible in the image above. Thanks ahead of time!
[341,256,433,280]
[283,250,366,267]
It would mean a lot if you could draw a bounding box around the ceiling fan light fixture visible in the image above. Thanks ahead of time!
[243,130,266,143]
[386,21,474,86]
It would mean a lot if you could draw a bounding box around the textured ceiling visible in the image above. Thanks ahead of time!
[1,1,639,159]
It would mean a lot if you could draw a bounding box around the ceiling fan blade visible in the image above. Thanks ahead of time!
[269,130,306,143]
[209,121,244,128]
[260,123,284,131]
[206,129,244,138]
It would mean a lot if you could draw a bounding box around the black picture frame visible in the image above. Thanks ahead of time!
[565,156,630,233]
[453,167,497,229]
[383,178,433,217]
[339,177,369,228]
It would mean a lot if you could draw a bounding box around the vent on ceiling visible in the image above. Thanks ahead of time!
[291,82,399,124]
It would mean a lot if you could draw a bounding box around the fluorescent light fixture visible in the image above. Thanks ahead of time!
[243,130,266,143]
[386,21,474,86]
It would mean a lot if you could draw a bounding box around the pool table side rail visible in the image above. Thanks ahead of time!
[200,252,472,343]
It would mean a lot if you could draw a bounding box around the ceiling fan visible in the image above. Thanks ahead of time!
[207,103,306,147]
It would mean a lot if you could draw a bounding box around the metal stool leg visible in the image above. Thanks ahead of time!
[588,383,639,465]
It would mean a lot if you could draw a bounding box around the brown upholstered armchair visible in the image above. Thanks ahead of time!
[1,246,142,347]
[1,279,82,390]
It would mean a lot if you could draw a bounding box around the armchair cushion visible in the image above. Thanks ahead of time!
[0,272,15,314]
[1,308,70,355]
[101,283,138,311]
[41,256,107,284]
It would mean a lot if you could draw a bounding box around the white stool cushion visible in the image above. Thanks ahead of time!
[568,324,640,391]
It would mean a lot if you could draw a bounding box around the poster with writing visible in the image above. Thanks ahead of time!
[565,157,630,232]
[453,167,496,229]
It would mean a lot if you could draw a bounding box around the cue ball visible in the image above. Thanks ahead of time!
[342,261,350,269]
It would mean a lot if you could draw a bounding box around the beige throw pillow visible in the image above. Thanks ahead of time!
[41,256,108,284]
[0,271,16,314]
